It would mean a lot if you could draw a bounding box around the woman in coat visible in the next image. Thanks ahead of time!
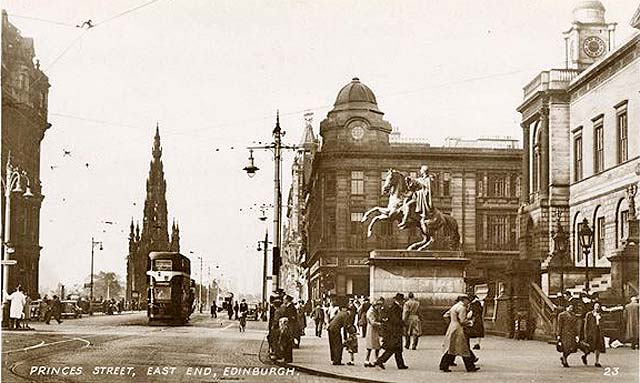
[467,295,484,350]
[582,302,606,367]
[364,298,384,367]
[557,304,579,367]
[439,295,478,372]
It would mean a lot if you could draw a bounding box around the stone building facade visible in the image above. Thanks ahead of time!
[302,78,522,305]
[1,11,51,298]
[126,127,181,305]
[516,1,639,339]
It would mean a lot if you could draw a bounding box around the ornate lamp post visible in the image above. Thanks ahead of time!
[551,214,568,293]
[2,157,33,326]
[578,218,594,293]
[243,112,299,292]
[90,237,103,311]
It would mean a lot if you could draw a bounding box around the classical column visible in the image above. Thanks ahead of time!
[521,122,530,203]
[539,105,550,199]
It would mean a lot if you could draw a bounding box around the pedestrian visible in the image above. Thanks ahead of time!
[227,302,234,320]
[268,292,285,358]
[46,295,63,324]
[403,292,421,350]
[239,299,248,332]
[297,300,307,340]
[234,301,239,320]
[327,302,350,365]
[581,302,607,367]
[364,297,384,367]
[439,295,479,372]
[623,296,639,349]
[344,324,358,366]
[277,317,294,363]
[211,301,217,318]
[358,297,371,338]
[6,285,26,330]
[23,293,32,330]
[556,303,579,367]
[467,294,485,350]
[374,293,409,370]
[40,296,50,322]
[312,302,325,337]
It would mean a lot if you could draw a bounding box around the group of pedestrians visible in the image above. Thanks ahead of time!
[268,290,309,363]
[556,292,639,368]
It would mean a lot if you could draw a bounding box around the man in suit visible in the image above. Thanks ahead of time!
[403,292,421,350]
[327,302,350,365]
[312,302,325,337]
[358,297,371,338]
[374,293,409,370]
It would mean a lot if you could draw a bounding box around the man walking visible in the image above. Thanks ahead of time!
[211,301,217,318]
[358,297,371,338]
[46,295,63,325]
[327,302,349,365]
[312,302,325,337]
[374,293,409,370]
[439,295,478,372]
[403,292,421,350]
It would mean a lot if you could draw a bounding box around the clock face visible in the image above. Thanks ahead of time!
[348,121,368,140]
[583,36,605,58]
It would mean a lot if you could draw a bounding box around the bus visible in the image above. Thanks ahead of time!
[216,292,234,312]
[146,252,194,324]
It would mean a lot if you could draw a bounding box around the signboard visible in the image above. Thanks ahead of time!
[155,259,172,271]
[0,260,17,266]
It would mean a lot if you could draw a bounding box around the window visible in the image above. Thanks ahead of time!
[574,134,583,181]
[596,216,605,259]
[325,210,336,246]
[350,212,364,248]
[442,173,451,197]
[594,121,604,174]
[574,216,583,263]
[325,172,336,197]
[487,215,508,249]
[381,171,387,190]
[351,171,364,195]
[617,109,628,164]
[379,221,392,236]
[431,172,440,197]
[532,124,541,193]
[488,174,507,197]
[618,210,629,248]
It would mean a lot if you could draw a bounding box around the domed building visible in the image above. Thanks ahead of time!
[298,77,522,334]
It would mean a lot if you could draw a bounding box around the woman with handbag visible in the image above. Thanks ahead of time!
[581,302,607,367]
[556,304,579,367]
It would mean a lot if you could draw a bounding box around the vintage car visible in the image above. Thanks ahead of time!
[246,303,259,321]
[60,300,83,319]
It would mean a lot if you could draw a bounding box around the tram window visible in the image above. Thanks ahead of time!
[154,285,171,300]
[155,260,172,271]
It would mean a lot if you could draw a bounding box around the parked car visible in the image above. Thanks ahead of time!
[246,303,259,321]
[60,300,83,319]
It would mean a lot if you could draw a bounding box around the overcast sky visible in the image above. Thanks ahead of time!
[3,0,638,296]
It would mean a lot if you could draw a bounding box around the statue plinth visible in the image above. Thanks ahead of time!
[369,249,469,335]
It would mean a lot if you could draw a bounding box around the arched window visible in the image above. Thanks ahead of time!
[593,206,605,261]
[532,122,541,193]
[615,198,629,248]
[573,212,583,264]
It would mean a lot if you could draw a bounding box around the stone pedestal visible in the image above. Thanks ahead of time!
[369,249,469,335]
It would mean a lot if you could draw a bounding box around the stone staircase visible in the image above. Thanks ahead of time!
[566,273,612,295]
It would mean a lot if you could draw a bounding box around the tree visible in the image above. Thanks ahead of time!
[84,271,124,301]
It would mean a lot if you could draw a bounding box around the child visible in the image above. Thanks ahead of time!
[278,317,294,363]
[344,324,358,366]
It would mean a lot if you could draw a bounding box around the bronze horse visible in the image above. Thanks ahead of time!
[361,169,460,251]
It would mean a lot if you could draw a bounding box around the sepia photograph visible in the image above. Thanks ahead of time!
[1,1,639,382]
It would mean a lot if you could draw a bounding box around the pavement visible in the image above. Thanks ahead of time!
[290,323,640,383]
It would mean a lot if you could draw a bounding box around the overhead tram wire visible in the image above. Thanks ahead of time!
[7,14,77,28]
[92,0,165,27]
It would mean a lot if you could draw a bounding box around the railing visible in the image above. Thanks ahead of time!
[523,69,580,100]
[529,281,557,338]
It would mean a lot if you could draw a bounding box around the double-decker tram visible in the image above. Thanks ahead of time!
[147,252,194,324]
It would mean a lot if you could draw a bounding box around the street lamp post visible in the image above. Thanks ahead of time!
[189,251,203,313]
[243,112,298,292]
[257,229,271,305]
[90,237,103,308]
[578,218,594,293]
[552,213,568,294]
[1,157,33,326]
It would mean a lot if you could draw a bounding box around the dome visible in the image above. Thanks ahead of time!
[573,0,606,23]
[333,77,379,112]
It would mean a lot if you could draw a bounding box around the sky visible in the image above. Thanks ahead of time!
[3,0,638,296]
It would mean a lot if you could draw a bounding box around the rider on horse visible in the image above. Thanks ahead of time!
[399,165,433,229]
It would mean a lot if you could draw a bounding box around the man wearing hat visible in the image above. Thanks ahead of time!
[327,301,350,365]
[374,293,409,370]
[439,295,479,372]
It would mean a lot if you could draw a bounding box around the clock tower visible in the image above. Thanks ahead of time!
[319,77,392,151]
[563,0,616,70]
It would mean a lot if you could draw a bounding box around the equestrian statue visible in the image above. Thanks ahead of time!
[361,165,460,251]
